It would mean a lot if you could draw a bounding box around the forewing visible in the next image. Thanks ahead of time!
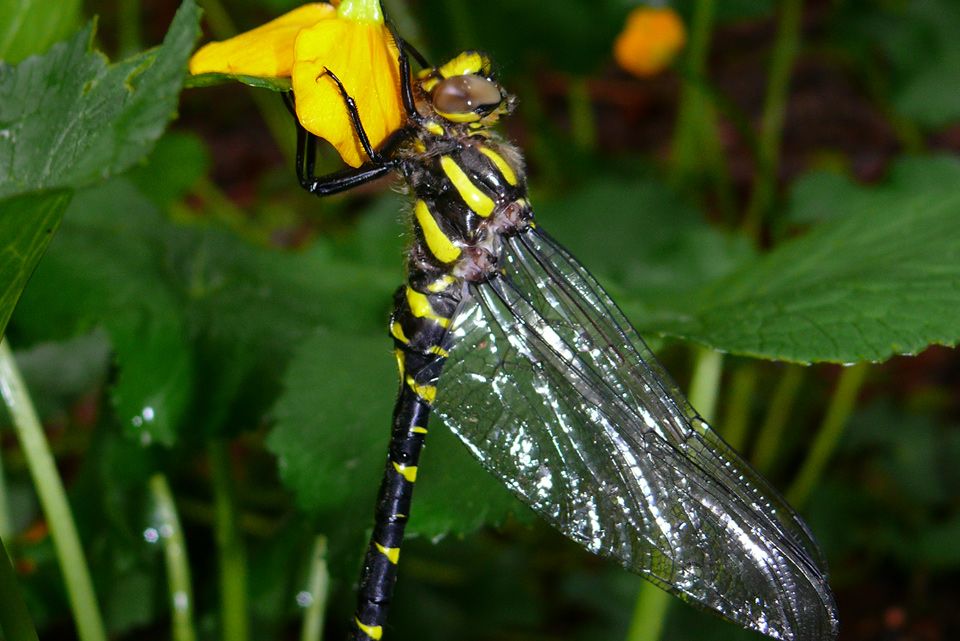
[434,228,838,641]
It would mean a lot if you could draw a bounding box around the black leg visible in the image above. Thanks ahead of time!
[319,67,383,163]
[284,92,321,190]
[384,21,425,123]
[282,91,400,196]
[302,161,398,196]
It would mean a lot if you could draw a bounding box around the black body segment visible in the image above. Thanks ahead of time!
[350,349,440,641]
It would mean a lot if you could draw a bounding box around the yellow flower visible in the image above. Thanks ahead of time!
[189,0,404,168]
[613,7,687,78]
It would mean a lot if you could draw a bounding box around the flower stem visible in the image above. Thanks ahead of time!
[624,581,671,641]
[751,365,805,475]
[0,338,106,641]
[210,440,249,641]
[568,76,597,151]
[625,346,723,641]
[0,444,12,540]
[117,0,143,57]
[299,536,330,641]
[0,533,40,641]
[742,0,803,240]
[149,473,197,641]
[786,363,868,508]
[720,363,757,451]
[687,346,724,423]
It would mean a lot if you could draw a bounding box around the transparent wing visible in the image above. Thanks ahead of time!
[434,228,839,641]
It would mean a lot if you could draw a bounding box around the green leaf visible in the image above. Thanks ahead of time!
[662,158,960,363]
[917,516,960,569]
[539,177,754,310]
[0,190,71,337]
[788,156,960,223]
[11,177,401,444]
[0,0,82,63]
[268,329,522,571]
[127,131,209,207]
[835,0,960,128]
[1,331,111,426]
[12,180,194,446]
[0,0,201,198]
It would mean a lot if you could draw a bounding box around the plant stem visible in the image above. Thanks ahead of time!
[210,440,249,641]
[743,0,803,240]
[117,0,143,57]
[786,363,868,508]
[720,364,757,451]
[0,339,106,641]
[687,346,724,423]
[0,534,40,641]
[0,443,12,539]
[625,581,671,641]
[625,346,723,641]
[299,536,330,641]
[568,76,597,151]
[670,0,715,179]
[198,0,298,164]
[149,474,197,641]
[751,365,804,475]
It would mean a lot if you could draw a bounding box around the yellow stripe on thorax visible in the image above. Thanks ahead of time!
[414,200,461,263]
[411,426,428,434]
[355,618,383,640]
[405,287,451,328]
[393,461,418,482]
[374,542,401,564]
[440,156,495,217]
[478,146,518,186]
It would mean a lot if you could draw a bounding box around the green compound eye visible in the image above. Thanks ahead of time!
[432,74,502,115]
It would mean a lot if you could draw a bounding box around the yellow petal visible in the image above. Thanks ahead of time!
[189,3,336,78]
[293,19,404,167]
[614,7,687,78]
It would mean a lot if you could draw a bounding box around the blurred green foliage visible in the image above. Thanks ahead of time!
[1,1,959,641]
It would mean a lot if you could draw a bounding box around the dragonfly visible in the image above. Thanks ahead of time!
[282,23,839,641]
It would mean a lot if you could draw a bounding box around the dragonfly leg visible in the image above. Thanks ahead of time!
[384,21,426,124]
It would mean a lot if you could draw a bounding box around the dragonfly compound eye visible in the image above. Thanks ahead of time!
[432,74,503,120]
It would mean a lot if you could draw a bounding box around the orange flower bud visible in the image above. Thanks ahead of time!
[614,7,687,77]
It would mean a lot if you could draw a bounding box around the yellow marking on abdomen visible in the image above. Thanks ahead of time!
[406,376,437,403]
[411,426,428,434]
[374,542,401,564]
[414,200,461,263]
[440,156,495,217]
[355,618,383,640]
[406,287,451,328]
[427,275,456,293]
[429,345,450,358]
[479,146,518,186]
[393,461,418,483]
[390,319,409,344]
[394,349,405,377]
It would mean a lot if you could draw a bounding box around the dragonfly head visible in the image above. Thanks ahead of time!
[418,51,514,126]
